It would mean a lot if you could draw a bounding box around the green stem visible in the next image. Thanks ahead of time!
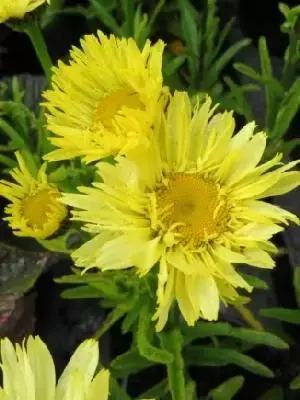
[159,329,186,400]
[282,32,298,89]
[93,307,126,340]
[24,20,52,82]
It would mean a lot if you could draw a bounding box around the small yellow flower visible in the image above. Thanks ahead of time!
[0,152,67,239]
[43,31,166,163]
[61,92,300,331]
[0,335,110,400]
[0,0,49,23]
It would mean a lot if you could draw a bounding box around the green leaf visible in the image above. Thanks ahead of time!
[178,0,199,57]
[60,285,102,299]
[240,273,269,290]
[120,0,135,36]
[0,154,16,168]
[182,321,288,349]
[258,36,277,129]
[137,305,173,365]
[121,296,147,333]
[257,385,284,400]
[94,306,127,340]
[110,348,154,378]
[269,78,300,141]
[210,17,235,64]
[208,375,245,400]
[260,307,300,324]
[234,62,262,81]
[205,39,251,89]
[0,118,25,148]
[185,380,197,400]
[159,329,186,400]
[184,346,274,378]
[89,0,123,36]
[294,267,300,308]
[163,54,187,77]
[109,375,132,400]
[137,379,168,400]
[290,374,300,390]
[280,139,300,157]
[223,76,255,121]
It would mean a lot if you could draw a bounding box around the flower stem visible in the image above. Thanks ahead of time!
[159,329,186,400]
[24,20,52,82]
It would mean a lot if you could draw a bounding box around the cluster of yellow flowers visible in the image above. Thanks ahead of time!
[1,31,300,332]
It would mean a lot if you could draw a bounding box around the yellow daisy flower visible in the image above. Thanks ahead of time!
[0,0,49,23]
[61,92,300,331]
[0,152,67,239]
[43,31,166,164]
[0,335,109,400]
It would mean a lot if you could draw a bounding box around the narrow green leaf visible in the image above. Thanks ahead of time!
[0,118,25,147]
[110,348,154,378]
[257,385,284,400]
[89,0,123,36]
[178,0,199,56]
[208,375,245,400]
[120,0,135,36]
[234,62,262,81]
[183,321,288,349]
[258,36,276,129]
[94,306,126,339]
[184,346,274,378]
[223,76,254,121]
[137,379,168,399]
[163,54,187,77]
[121,296,147,333]
[280,139,300,157]
[294,267,300,308]
[137,306,173,365]
[210,18,235,62]
[260,307,300,325]
[270,78,300,141]
[240,273,269,290]
[205,39,251,88]
[160,329,186,400]
[290,374,300,390]
[0,154,16,168]
[185,380,197,400]
[109,375,132,400]
[60,285,102,299]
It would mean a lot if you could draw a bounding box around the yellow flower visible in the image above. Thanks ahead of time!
[0,152,67,239]
[0,0,48,23]
[61,92,300,331]
[43,31,166,164]
[0,336,109,400]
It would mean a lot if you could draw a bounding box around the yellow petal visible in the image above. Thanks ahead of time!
[88,369,110,400]
[175,270,198,325]
[56,339,99,399]
[26,336,56,400]
[186,274,219,320]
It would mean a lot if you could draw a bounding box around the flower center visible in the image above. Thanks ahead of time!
[155,173,228,246]
[22,189,60,229]
[93,88,144,130]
